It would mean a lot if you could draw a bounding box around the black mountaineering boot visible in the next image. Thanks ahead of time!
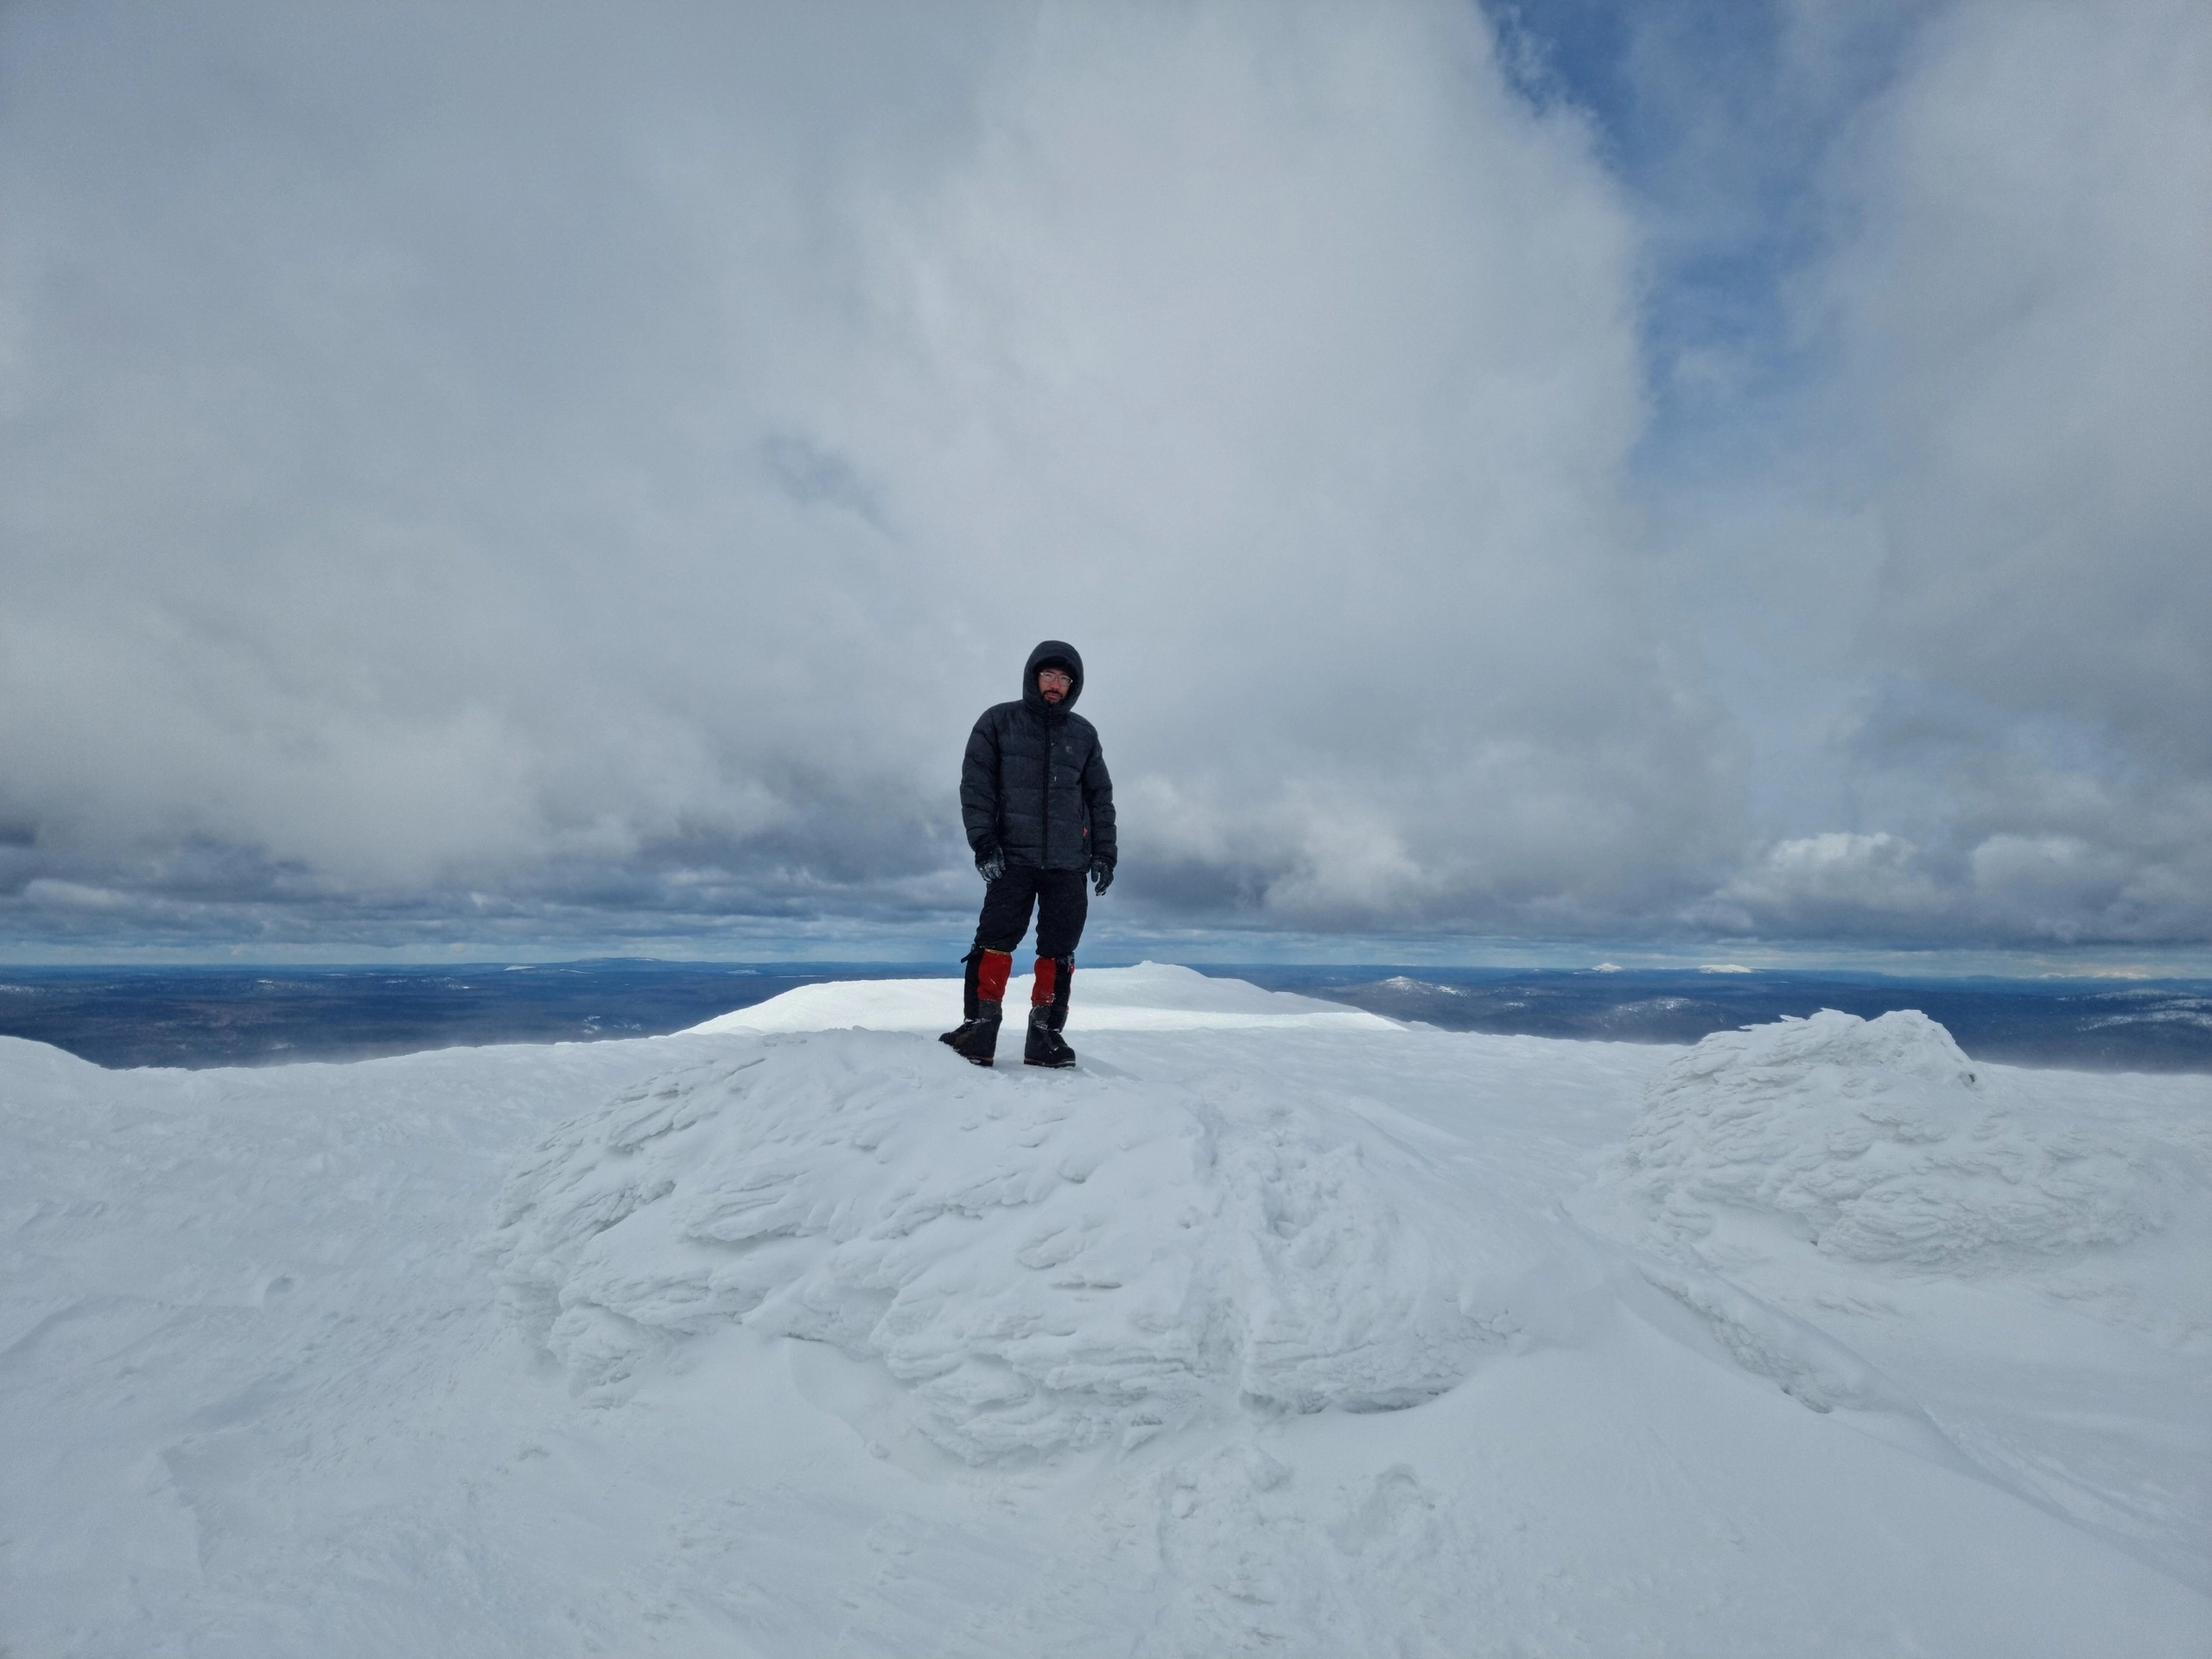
[1023,955,1077,1067]
[940,947,1007,1066]
[947,1007,1002,1065]
[1024,1006,1076,1068]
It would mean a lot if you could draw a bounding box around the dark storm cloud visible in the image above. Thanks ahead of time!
[0,0,2203,956]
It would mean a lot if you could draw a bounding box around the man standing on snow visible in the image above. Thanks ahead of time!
[940,639,1116,1068]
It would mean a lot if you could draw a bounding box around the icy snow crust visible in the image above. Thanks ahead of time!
[496,1022,1512,1460]
[7,974,2211,1655]
[1611,1008,2171,1268]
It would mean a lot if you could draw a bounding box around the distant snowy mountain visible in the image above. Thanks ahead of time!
[4,969,2207,1655]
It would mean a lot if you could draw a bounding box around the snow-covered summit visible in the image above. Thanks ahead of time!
[8,975,2209,1653]
[679,960,1396,1035]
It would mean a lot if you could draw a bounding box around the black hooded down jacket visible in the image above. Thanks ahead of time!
[961,640,1116,873]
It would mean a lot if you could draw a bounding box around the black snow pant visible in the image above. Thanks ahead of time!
[973,865,1088,958]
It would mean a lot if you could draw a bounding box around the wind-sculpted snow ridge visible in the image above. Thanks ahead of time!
[1608,1008,2171,1269]
[493,1028,1527,1463]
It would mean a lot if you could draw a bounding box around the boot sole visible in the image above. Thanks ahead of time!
[1023,1058,1077,1069]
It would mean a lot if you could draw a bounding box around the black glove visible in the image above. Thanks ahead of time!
[976,845,1007,882]
[1090,857,1114,895]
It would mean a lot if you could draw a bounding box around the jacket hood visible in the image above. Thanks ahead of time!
[1022,639,1084,718]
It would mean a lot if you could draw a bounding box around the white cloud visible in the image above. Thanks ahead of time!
[1825,0,2211,765]
[1794,0,2212,938]
[1,0,2203,954]
[1655,0,2212,950]
[1720,830,1941,914]
[0,0,1741,946]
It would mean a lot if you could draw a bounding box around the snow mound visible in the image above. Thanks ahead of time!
[493,1023,1518,1464]
[1608,1009,2169,1269]
[681,962,1396,1035]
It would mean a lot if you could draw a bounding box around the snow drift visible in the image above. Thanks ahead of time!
[1606,1008,2173,1268]
[494,1005,1530,1463]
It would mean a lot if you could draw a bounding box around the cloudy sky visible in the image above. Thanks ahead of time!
[2,0,2206,966]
